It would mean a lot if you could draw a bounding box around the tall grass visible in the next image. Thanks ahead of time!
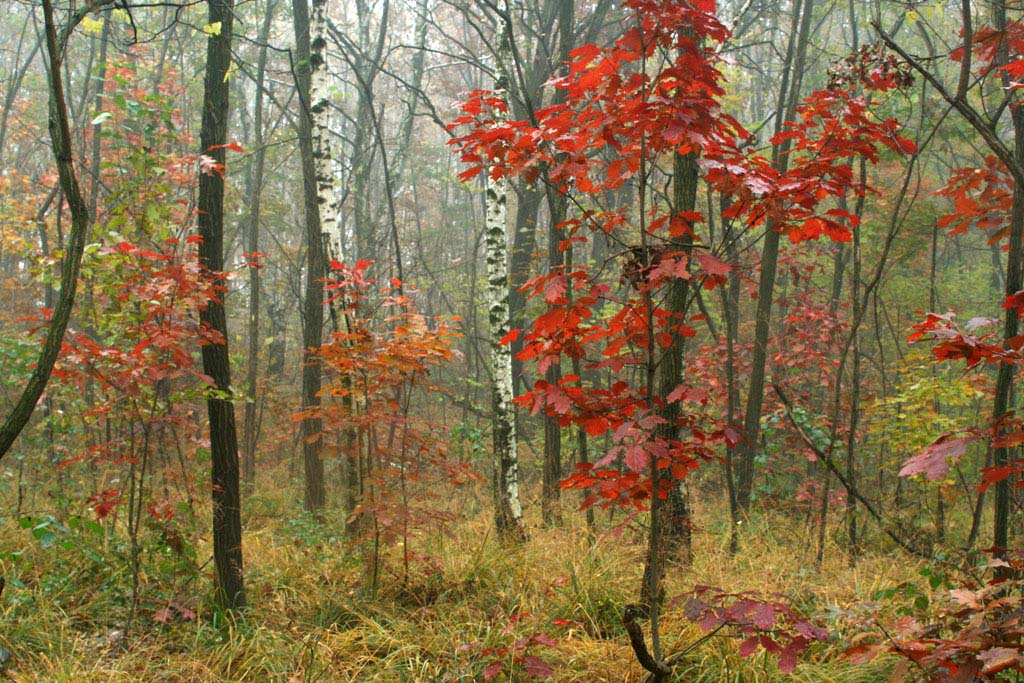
[1,469,914,682]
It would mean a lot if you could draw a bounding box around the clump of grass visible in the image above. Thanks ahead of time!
[1,472,926,682]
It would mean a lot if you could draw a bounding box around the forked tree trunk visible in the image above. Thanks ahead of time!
[734,0,815,516]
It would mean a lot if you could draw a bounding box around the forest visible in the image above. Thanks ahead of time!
[1,0,1023,680]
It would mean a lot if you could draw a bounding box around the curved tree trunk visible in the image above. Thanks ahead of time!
[0,2,96,462]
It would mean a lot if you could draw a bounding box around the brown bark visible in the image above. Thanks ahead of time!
[197,0,246,610]
[292,0,326,513]
[0,2,102,461]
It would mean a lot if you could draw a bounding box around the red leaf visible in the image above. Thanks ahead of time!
[483,661,503,680]
[152,607,174,623]
[584,417,608,436]
[521,654,554,679]
[980,465,1018,492]
[777,637,807,673]
[899,432,981,480]
[209,140,245,154]
[949,588,983,610]
[738,636,759,657]
[978,647,1022,675]
[500,328,522,346]
[750,602,776,630]
[624,444,648,472]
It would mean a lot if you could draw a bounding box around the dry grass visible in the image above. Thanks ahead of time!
[0,473,914,682]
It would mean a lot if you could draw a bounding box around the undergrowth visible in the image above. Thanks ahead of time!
[1,467,914,682]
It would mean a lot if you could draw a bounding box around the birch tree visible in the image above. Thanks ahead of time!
[293,0,343,513]
[487,36,526,543]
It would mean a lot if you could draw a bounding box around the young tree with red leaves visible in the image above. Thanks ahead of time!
[451,0,913,675]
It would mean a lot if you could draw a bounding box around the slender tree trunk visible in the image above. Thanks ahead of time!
[0,2,94,461]
[389,0,429,188]
[734,0,815,514]
[0,14,41,168]
[197,0,246,610]
[540,0,575,529]
[242,0,277,490]
[87,13,111,220]
[991,0,1022,569]
[509,183,541,394]
[718,193,742,554]
[349,0,389,264]
[292,0,326,513]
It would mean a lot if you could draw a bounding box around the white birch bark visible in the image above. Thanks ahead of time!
[486,32,526,539]
[486,167,526,541]
[310,0,343,263]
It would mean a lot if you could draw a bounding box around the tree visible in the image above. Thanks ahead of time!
[0,1,115,460]
[241,0,278,490]
[196,0,246,610]
[292,0,335,514]
[486,39,527,543]
[732,0,817,520]
[452,0,913,675]
[878,0,1024,566]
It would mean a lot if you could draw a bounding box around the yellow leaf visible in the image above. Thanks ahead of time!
[224,61,238,82]
[81,16,103,36]
[202,21,222,36]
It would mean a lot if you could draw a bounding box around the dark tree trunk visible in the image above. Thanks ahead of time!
[0,2,94,462]
[197,0,246,610]
[242,0,277,491]
[292,0,326,513]
[734,0,815,515]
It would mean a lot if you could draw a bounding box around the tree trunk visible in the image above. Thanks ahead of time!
[487,166,528,542]
[734,0,815,515]
[197,0,246,610]
[539,0,575,529]
[991,0,1023,569]
[0,2,94,462]
[292,0,326,513]
[242,0,277,490]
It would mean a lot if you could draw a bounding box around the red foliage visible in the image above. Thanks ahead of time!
[681,586,829,673]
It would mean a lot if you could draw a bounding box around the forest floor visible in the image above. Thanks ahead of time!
[1,471,922,682]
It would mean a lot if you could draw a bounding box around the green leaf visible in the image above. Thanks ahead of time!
[145,203,162,226]
[91,111,113,126]
[35,530,58,549]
